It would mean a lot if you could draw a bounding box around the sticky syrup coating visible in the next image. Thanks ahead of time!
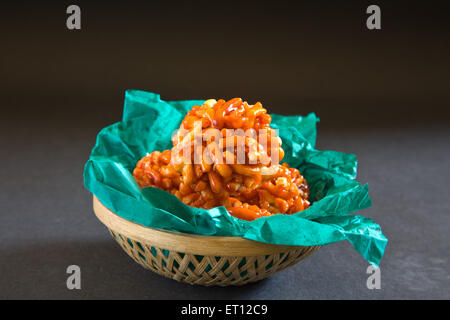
[133,98,310,221]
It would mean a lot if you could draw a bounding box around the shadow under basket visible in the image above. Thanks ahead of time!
[93,196,320,286]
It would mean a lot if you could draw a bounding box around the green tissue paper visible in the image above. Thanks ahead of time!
[84,90,387,266]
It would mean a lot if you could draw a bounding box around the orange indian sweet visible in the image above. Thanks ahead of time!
[133,98,310,221]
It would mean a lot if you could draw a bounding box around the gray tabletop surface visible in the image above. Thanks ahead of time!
[1,112,448,299]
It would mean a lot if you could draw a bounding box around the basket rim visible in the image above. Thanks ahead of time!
[93,195,315,256]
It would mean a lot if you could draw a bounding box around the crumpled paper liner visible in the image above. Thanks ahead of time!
[84,90,387,266]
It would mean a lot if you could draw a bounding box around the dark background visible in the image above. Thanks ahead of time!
[0,1,449,299]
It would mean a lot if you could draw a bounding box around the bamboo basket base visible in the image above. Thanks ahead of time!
[108,229,320,286]
[93,196,320,287]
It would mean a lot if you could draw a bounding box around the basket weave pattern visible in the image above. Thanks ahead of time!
[109,229,320,286]
[93,196,320,286]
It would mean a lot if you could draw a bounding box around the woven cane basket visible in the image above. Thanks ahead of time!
[93,196,320,286]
